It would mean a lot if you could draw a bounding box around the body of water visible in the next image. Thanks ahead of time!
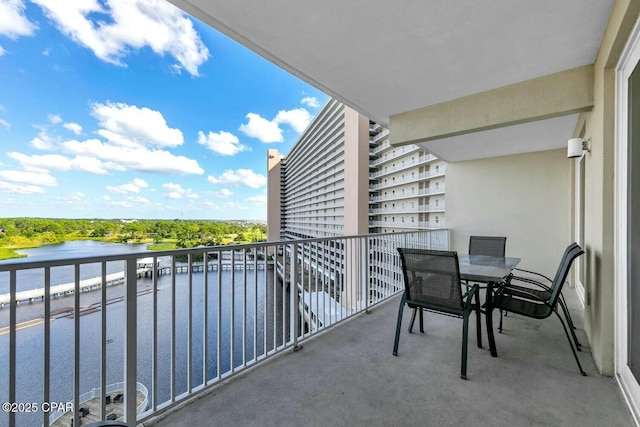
[0,241,288,427]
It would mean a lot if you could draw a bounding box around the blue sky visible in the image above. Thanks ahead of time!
[0,0,328,220]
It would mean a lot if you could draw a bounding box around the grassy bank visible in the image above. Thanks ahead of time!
[0,247,28,261]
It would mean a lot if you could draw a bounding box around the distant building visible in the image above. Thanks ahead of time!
[267,99,446,321]
[267,99,445,241]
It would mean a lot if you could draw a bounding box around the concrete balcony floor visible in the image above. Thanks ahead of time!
[149,289,634,427]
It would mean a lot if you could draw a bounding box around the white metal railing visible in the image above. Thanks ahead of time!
[369,221,446,229]
[369,170,446,189]
[369,203,446,214]
[369,157,441,178]
[369,186,445,202]
[369,146,424,167]
[0,230,448,426]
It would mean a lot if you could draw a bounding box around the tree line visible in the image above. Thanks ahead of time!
[0,218,267,250]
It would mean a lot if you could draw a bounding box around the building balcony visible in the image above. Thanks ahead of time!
[369,170,446,190]
[1,230,451,426]
[369,147,424,168]
[0,229,634,426]
[369,220,445,229]
[370,187,445,202]
[151,288,632,427]
[369,203,445,214]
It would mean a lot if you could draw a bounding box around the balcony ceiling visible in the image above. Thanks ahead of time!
[170,0,614,161]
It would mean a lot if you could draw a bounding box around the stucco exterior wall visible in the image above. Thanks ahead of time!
[578,0,640,376]
[446,149,571,279]
[343,107,371,235]
[267,149,282,242]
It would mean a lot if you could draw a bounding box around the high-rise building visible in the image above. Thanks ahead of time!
[267,99,446,323]
[267,98,446,241]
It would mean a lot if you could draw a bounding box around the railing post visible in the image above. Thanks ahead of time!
[8,271,16,427]
[363,237,370,314]
[124,257,138,425]
[290,243,301,351]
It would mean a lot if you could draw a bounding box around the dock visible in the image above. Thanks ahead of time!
[0,268,149,307]
[0,260,274,308]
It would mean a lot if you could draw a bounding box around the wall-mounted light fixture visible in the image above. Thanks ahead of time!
[567,137,591,158]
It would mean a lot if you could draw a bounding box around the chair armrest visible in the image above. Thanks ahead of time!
[506,275,553,293]
[463,284,480,310]
[513,267,552,284]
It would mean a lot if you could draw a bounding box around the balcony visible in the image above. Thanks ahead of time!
[0,230,446,426]
[0,229,634,426]
[151,289,633,427]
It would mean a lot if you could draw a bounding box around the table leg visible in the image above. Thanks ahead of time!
[485,281,498,357]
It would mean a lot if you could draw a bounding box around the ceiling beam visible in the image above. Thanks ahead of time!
[389,64,594,147]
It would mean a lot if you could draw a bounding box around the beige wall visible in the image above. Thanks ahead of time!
[446,149,571,279]
[576,0,640,375]
[267,149,282,242]
[343,107,371,235]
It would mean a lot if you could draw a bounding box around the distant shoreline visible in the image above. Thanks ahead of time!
[0,237,161,261]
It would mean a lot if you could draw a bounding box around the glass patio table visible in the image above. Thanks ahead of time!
[457,254,521,357]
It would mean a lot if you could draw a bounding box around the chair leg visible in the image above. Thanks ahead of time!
[554,310,586,376]
[559,292,576,329]
[419,308,424,333]
[461,312,470,380]
[393,295,406,356]
[408,307,416,333]
[558,298,581,349]
[499,309,504,333]
[486,298,498,357]
[474,290,482,348]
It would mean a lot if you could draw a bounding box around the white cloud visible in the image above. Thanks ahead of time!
[7,151,111,174]
[162,182,198,199]
[56,192,85,203]
[239,113,282,143]
[0,45,5,56]
[0,181,45,194]
[48,114,62,124]
[0,169,56,186]
[110,200,133,208]
[63,122,82,135]
[31,0,209,76]
[107,178,148,194]
[129,196,149,204]
[91,102,183,148]
[239,108,312,143]
[301,97,320,108]
[248,195,267,204]
[103,195,111,201]
[208,169,266,189]
[10,102,202,181]
[212,188,233,198]
[197,130,249,156]
[274,108,311,133]
[0,118,10,128]
[30,129,55,150]
[62,138,203,175]
[0,0,37,39]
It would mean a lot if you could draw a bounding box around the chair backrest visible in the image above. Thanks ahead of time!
[397,248,463,310]
[469,236,506,257]
[548,244,585,306]
[551,242,580,283]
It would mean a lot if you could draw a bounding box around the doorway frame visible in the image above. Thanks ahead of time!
[615,12,640,425]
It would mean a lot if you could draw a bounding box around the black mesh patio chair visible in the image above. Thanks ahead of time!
[393,248,482,379]
[490,244,586,375]
[501,242,582,349]
[469,236,506,257]
[464,236,507,287]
